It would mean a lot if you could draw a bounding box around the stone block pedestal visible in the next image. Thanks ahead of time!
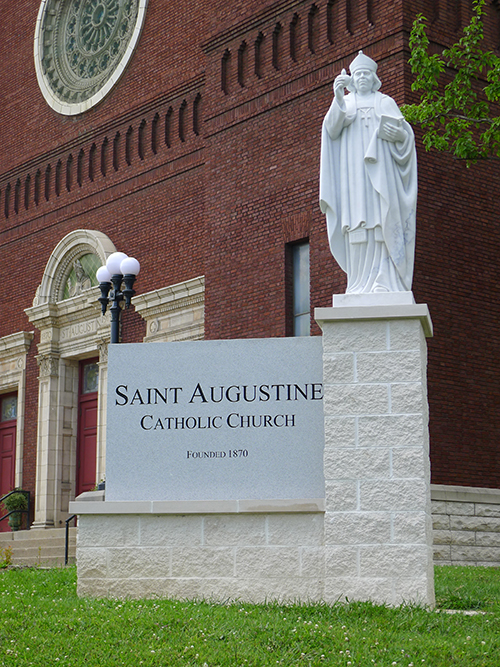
[316,300,435,606]
[71,299,435,607]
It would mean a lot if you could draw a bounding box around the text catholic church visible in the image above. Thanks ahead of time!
[0,0,499,547]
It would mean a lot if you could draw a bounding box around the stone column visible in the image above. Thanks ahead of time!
[32,353,61,529]
[316,297,435,607]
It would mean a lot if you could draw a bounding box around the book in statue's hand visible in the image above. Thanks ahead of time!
[378,114,403,141]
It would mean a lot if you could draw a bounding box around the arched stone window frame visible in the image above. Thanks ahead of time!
[25,230,116,529]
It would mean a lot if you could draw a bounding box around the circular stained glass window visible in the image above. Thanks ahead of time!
[34,0,148,115]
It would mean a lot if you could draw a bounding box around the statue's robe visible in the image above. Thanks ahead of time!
[320,91,417,293]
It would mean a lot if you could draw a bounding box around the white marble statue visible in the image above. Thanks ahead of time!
[320,51,417,294]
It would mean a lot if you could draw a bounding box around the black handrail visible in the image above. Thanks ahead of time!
[0,490,30,530]
[65,514,77,565]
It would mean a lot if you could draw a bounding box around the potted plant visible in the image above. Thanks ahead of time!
[2,490,28,532]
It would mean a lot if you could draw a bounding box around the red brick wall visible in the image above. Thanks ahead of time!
[0,0,499,495]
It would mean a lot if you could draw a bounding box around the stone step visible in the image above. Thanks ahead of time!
[0,527,77,567]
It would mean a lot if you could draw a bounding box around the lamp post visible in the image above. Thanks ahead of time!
[96,252,140,344]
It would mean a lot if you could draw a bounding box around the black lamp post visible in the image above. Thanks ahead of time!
[96,252,140,344]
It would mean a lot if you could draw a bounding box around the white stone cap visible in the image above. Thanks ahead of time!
[431,484,500,505]
[315,302,433,337]
[68,498,325,515]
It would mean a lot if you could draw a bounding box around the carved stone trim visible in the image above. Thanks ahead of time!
[37,354,60,378]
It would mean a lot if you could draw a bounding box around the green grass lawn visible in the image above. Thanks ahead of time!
[0,566,499,666]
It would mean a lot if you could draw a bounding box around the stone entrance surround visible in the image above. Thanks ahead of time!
[71,300,435,606]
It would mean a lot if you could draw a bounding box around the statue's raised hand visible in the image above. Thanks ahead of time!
[333,69,351,103]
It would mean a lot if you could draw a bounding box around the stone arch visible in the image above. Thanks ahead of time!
[32,229,116,306]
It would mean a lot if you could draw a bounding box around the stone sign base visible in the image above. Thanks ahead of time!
[71,301,435,607]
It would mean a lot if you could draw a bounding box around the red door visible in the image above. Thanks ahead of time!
[76,360,99,497]
[0,394,17,532]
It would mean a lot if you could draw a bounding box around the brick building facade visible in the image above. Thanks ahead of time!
[0,0,499,529]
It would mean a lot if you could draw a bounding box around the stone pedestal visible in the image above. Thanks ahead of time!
[315,300,435,606]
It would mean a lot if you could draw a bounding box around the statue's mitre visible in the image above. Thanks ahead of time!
[349,50,377,73]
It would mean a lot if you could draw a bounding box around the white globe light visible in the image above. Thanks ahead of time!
[96,265,111,283]
[106,252,128,275]
[120,256,140,276]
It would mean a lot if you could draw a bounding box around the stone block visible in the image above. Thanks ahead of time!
[235,547,300,578]
[358,545,430,578]
[106,547,171,579]
[76,548,107,578]
[171,547,235,577]
[325,480,359,512]
[323,353,355,383]
[433,545,451,561]
[203,515,266,547]
[391,448,427,479]
[389,382,424,414]
[324,511,392,545]
[266,514,324,546]
[322,320,388,353]
[139,515,203,547]
[324,546,359,577]
[432,515,450,530]
[323,384,389,416]
[228,577,325,604]
[431,529,452,545]
[77,515,140,548]
[450,546,500,562]
[358,414,424,448]
[324,448,390,481]
[388,319,424,351]
[392,512,431,544]
[475,532,500,547]
[360,479,428,512]
[449,531,476,546]
[324,416,357,449]
[446,502,475,516]
[450,516,500,532]
[431,501,449,516]
[77,578,109,598]
[324,576,394,605]
[356,351,422,383]
[475,504,500,518]
[300,547,325,577]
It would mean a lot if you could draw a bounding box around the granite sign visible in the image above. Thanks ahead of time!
[105,337,325,501]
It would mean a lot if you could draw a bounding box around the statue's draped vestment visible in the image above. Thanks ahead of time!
[320,91,417,293]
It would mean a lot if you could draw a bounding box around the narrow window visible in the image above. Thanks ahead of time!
[113,132,120,171]
[24,174,31,210]
[221,49,230,94]
[272,23,282,70]
[289,14,299,62]
[125,127,133,165]
[4,183,10,217]
[55,160,62,196]
[237,41,247,87]
[165,107,173,147]
[45,164,51,201]
[101,137,108,175]
[254,32,264,79]
[367,0,374,25]
[327,0,335,44]
[495,0,500,49]
[14,179,21,213]
[66,154,73,191]
[34,170,41,205]
[451,0,461,32]
[308,5,319,54]
[138,120,146,160]
[77,149,84,186]
[179,101,187,142]
[193,95,201,136]
[346,0,352,34]
[151,113,159,154]
[432,0,440,23]
[89,144,96,181]
[290,241,310,336]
